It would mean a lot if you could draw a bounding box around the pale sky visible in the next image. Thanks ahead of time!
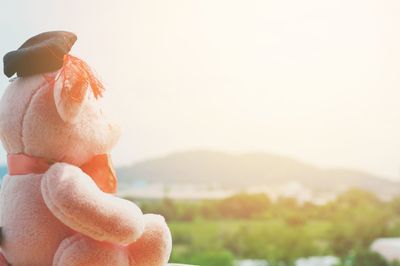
[1,0,400,180]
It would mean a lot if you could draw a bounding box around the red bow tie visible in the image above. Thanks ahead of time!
[7,153,117,193]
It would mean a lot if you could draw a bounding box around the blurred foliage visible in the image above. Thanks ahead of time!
[129,189,400,265]
[337,250,391,266]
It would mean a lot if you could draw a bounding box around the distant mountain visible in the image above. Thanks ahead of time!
[117,150,400,198]
[0,151,398,199]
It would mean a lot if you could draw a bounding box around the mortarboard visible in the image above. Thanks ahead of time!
[3,31,77,78]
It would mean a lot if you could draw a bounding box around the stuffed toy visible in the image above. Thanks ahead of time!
[0,31,172,266]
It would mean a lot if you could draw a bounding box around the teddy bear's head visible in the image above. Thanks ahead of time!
[0,32,120,167]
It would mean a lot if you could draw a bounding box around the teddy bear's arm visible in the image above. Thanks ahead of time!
[40,163,145,245]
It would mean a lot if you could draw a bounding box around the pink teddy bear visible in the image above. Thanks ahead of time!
[0,31,172,265]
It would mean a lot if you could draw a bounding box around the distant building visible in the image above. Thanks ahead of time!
[235,260,268,266]
[371,238,400,261]
[295,256,340,266]
[235,257,341,266]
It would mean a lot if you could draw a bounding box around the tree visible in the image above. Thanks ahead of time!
[344,250,390,266]
[217,193,271,219]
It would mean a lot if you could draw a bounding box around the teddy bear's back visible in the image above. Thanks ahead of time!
[0,173,72,265]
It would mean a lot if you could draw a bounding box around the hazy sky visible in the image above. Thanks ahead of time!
[1,0,400,179]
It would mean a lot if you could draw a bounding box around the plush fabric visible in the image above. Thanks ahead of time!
[41,163,145,245]
[0,75,44,154]
[0,72,172,265]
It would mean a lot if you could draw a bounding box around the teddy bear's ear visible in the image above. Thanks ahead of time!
[53,70,89,123]
[53,55,104,123]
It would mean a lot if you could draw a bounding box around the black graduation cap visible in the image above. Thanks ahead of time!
[3,31,77,78]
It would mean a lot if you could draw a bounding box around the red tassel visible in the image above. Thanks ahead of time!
[44,54,104,101]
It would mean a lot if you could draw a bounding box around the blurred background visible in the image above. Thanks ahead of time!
[1,0,400,265]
